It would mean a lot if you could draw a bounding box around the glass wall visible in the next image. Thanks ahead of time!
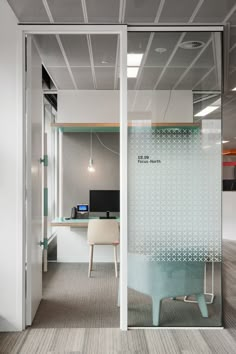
[127,30,222,327]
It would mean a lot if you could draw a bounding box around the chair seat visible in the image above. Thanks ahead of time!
[88,240,119,245]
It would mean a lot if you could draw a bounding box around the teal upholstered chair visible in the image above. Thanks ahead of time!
[128,253,208,326]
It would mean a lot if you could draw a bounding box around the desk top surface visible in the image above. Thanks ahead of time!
[51,217,120,227]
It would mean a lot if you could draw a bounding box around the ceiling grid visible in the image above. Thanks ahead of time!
[42,0,78,89]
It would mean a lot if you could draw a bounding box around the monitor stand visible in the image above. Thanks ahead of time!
[99,211,116,219]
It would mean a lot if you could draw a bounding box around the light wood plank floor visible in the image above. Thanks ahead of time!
[1,240,236,354]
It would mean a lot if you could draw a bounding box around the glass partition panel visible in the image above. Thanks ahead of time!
[127,31,222,327]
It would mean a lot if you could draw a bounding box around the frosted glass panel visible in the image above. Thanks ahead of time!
[128,122,221,263]
[127,31,222,327]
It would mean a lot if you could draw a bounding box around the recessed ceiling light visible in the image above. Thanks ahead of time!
[127,67,139,78]
[232,87,236,91]
[127,53,143,66]
[154,47,167,54]
[101,60,109,64]
[222,140,230,144]
[195,105,219,117]
[179,41,205,50]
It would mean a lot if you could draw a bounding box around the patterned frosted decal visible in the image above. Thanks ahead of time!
[128,120,221,262]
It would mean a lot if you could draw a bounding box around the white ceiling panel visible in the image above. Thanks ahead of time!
[127,78,136,90]
[71,67,94,89]
[47,68,74,89]
[128,32,150,54]
[169,33,212,68]
[228,70,236,90]
[7,0,49,22]
[144,32,182,67]
[91,35,118,66]
[60,35,90,67]
[139,67,163,89]
[193,43,214,68]
[47,0,84,22]
[34,35,66,67]
[229,48,236,69]
[125,0,162,23]
[155,68,186,89]
[230,27,236,49]
[159,0,199,23]
[194,69,218,90]
[194,0,236,23]
[95,68,115,89]
[177,68,210,89]
[228,9,236,25]
[86,0,119,22]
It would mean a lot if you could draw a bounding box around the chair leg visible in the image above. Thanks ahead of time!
[196,294,208,318]
[88,244,94,278]
[113,245,118,278]
[152,297,161,326]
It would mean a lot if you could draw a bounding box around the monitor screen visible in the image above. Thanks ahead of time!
[89,190,120,212]
[77,204,88,212]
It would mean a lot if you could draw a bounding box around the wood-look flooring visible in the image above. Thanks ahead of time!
[0,240,236,354]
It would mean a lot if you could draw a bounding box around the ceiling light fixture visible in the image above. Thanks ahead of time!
[179,40,205,50]
[88,132,95,173]
[195,105,219,117]
[232,87,236,91]
[216,140,229,145]
[127,53,143,66]
[155,47,167,54]
[127,67,139,78]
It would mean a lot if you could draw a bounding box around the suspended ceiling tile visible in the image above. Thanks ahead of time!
[229,47,236,69]
[194,0,236,23]
[128,32,150,54]
[159,0,199,23]
[169,32,212,68]
[127,79,136,90]
[228,9,236,25]
[47,68,74,89]
[155,67,186,90]
[34,35,66,67]
[125,0,162,23]
[145,32,181,67]
[193,43,215,69]
[91,35,118,66]
[139,67,163,89]
[47,0,84,22]
[230,27,236,49]
[95,67,115,89]
[7,0,49,22]
[194,69,219,91]
[228,69,236,90]
[71,67,94,89]
[60,35,90,67]
[177,68,210,90]
[86,0,119,22]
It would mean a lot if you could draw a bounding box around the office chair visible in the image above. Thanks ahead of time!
[87,219,120,278]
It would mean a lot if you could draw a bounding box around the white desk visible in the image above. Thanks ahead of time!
[51,217,120,263]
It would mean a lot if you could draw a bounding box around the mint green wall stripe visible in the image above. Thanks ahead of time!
[44,187,48,217]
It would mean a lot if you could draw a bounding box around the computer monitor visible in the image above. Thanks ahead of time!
[89,190,120,219]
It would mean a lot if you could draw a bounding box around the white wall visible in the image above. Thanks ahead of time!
[223,192,236,240]
[58,90,193,123]
[0,0,21,331]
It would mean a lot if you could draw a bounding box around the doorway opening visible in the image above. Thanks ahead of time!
[24,27,126,329]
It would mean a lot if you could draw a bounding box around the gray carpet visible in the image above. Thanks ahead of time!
[32,263,120,328]
[32,260,221,328]
[0,241,236,353]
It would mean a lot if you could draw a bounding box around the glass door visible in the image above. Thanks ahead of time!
[126,28,223,327]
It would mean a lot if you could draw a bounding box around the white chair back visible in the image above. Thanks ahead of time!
[87,219,119,244]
